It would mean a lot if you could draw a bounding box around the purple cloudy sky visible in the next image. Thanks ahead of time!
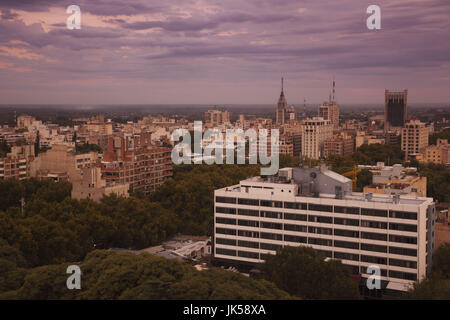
[0,0,449,105]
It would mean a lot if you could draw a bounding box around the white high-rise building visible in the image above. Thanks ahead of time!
[214,167,436,293]
[301,117,333,160]
[401,120,428,160]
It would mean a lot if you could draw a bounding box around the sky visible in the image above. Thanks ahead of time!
[0,0,449,105]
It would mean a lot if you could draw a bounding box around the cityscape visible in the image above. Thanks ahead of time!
[0,0,449,309]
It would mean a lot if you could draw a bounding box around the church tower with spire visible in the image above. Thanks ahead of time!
[276,77,287,125]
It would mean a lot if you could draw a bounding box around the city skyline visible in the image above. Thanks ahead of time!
[0,0,449,104]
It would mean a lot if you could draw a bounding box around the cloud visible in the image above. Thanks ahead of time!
[0,0,449,104]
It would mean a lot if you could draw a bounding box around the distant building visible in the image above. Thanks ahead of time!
[401,120,428,160]
[301,117,333,160]
[318,101,339,129]
[71,166,129,202]
[276,78,288,125]
[323,135,354,157]
[385,90,408,130]
[101,133,172,195]
[205,109,230,128]
[17,115,36,129]
[0,144,35,181]
[418,139,449,165]
[362,163,426,197]
[29,144,98,180]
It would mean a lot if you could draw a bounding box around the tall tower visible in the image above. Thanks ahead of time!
[276,77,287,125]
[385,89,408,131]
[318,78,340,129]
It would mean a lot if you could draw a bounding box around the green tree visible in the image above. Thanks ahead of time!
[356,169,373,192]
[261,246,360,299]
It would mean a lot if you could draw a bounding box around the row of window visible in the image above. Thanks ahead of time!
[215,214,418,233]
[215,228,418,256]
[216,197,418,220]
[216,219,416,244]
[215,247,418,279]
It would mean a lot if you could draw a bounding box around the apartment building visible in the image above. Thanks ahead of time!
[205,109,230,128]
[318,101,340,129]
[323,135,354,158]
[301,117,333,160]
[363,164,427,197]
[214,166,435,293]
[0,144,35,180]
[71,166,129,202]
[101,134,173,195]
[401,120,428,160]
[418,139,449,165]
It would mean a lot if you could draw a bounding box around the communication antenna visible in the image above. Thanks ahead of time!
[332,76,336,102]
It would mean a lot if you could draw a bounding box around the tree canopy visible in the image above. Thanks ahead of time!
[261,246,361,299]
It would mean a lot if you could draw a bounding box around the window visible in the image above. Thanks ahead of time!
[361,208,388,217]
[284,235,307,243]
[389,270,416,281]
[237,209,259,217]
[389,223,417,232]
[389,246,417,257]
[389,235,417,244]
[216,248,236,256]
[389,211,417,220]
[284,202,308,210]
[361,220,387,229]
[261,222,282,230]
[216,228,236,236]
[284,212,307,221]
[389,259,417,269]
[238,230,259,238]
[216,217,236,225]
[238,198,259,206]
[261,200,282,208]
[361,243,387,253]
[309,204,333,212]
[260,211,282,219]
[309,215,333,224]
[334,229,359,238]
[238,251,259,259]
[334,240,359,250]
[361,255,387,265]
[284,224,307,232]
[361,232,387,241]
[309,226,333,235]
[260,243,282,251]
[308,237,332,246]
[260,232,282,241]
[238,220,259,228]
[216,238,236,246]
[238,240,259,249]
[334,206,360,215]
[335,217,359,226]
[216,196,236,204]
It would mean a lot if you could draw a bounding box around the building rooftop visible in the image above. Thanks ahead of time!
[218,166,432,206]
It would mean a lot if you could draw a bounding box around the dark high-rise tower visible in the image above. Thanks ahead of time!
[384,89,408,130]
[276,77,287,125]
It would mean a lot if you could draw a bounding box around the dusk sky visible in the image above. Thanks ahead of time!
[0,0,449,105]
